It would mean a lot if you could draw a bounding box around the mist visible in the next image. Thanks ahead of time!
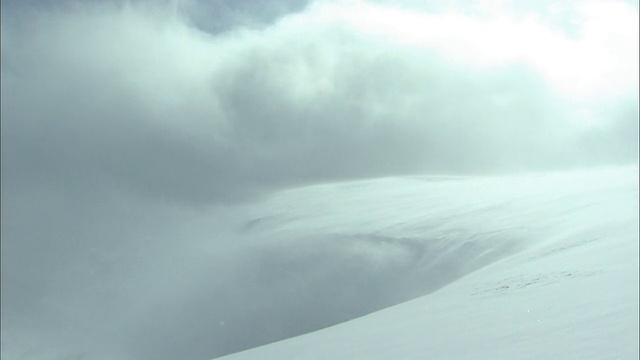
[1,0,638,359]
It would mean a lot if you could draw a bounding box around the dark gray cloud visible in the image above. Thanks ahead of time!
[181,0,312,33]
[1,0,637,359]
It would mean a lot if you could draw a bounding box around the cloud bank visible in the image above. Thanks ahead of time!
[1,0,638,359]
[3,0,637,205]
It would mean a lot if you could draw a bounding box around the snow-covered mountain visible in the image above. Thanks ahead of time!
[216,165,638,360]
[2,165,636,360]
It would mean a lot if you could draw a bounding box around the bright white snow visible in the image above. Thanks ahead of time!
[217,165,639,360]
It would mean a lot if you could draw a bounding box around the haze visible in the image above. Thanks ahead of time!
[1,0,638,359]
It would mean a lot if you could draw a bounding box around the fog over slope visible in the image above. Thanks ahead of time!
[1,0,638,359]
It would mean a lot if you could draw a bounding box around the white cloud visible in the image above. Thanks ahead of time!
[312,0,639,102]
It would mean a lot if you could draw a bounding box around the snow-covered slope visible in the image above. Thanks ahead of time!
[217,165,639,360]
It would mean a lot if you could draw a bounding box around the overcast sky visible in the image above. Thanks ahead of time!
[1,0,638,359]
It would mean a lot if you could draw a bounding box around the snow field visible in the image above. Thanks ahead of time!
[217,165,638,359]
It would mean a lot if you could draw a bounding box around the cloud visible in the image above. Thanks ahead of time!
[1,0,637,359]
[2,0,637,206]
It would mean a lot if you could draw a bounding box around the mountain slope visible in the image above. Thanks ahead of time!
[217,165,639,360]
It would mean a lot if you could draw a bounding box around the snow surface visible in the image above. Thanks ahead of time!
[217,165,639,360]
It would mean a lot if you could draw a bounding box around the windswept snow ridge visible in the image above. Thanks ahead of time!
[216,165,638,360]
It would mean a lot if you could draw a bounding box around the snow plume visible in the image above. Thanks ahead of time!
[1,0,638,359]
